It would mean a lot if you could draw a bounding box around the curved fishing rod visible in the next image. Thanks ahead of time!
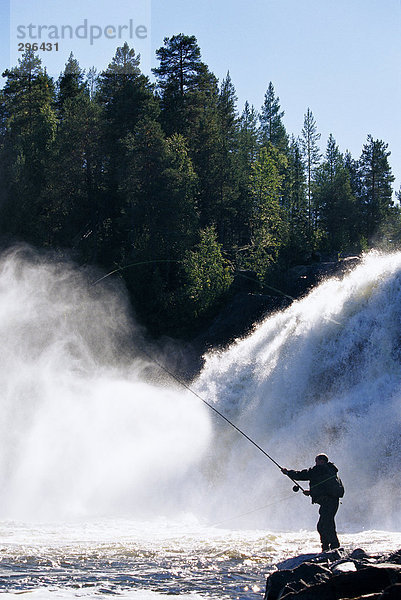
[91,260,308,493]
[91,258,342,326]
[136,345,307,494]
[91,259,180,286]
[91,259,296,302]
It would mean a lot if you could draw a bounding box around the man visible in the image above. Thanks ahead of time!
[281,454,341,552]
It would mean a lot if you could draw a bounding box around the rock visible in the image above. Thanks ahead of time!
[331,561,357,573]
[283,258,360,299]
[385,550,401,565]
[350,548,373,561]
[276,553,321,571]
[264,561,331,599]
[192,291,290,353]
[264,550,401,600]
[276,565,401,599]
[380,583,401,598]
[276,549,343,571]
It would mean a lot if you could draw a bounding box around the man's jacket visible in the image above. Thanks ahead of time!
[286,462,340,503]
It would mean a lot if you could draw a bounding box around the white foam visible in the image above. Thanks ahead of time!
[194,251,401,531]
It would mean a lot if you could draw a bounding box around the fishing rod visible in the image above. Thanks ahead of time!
[137,344,307,494]
[91,260,309,493]
[92,258,341,326]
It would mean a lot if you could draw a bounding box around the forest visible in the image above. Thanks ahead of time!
[0,34,399,338]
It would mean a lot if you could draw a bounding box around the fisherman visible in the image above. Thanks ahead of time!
[281,454,342,552]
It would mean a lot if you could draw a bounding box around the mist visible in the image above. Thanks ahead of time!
[0,246,211,520]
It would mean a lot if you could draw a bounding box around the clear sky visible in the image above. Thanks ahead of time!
[1,0,400,191]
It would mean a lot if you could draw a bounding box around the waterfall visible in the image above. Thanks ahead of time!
[1,245,401,531]
[194,251,401,530]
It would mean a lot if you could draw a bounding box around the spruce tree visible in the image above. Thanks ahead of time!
[358,135,395,241]
[96,43,159,263]
[215,71,241,247]
[235,102,260,246]
[284,135,309,260]
[56,52,86,115]
[40,92,103,257]
[245,144,287,278]
[315,135,357,252]
[300,108,321,235]
[118,120,200,335]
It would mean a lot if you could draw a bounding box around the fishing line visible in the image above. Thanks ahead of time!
[208,491,299,529]
[207,473,342,529]
[91,259,180,286]
[90,261,307,490]
[90,258,347,493]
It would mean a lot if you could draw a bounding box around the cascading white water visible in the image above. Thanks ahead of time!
[194,251,401,531]
[1,246,401,533]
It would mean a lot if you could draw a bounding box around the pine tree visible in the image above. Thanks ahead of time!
[0,49,57,243]
[153,33,206,136]
[259,82,287,150]
[154,35,228,236]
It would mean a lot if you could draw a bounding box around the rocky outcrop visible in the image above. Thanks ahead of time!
[282,257,360,298]
[192,257,360,357]
[264,548,401,600]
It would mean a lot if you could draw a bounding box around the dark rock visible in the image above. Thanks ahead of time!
[380,583,401,598]
[386,550,401,565]
[178,256,361,379]
[264,548,401,600]
[192,291,290,353]
[264,561,331,599]
[277,565,401,599]
[350,548,373,561]
[283,257,360,299]
[276,549,344,570]
[276,553,322,571]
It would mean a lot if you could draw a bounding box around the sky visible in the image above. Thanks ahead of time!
[0,0,400,191]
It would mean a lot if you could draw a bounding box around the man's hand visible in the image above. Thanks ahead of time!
[281,468,289,475]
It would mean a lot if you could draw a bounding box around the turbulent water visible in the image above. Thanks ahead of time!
[1,246,401,598]
[2,520,401,599]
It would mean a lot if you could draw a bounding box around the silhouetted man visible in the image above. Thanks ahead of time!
[281,454,342,552]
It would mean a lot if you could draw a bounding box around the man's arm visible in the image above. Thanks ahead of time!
[281,468,310,481]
